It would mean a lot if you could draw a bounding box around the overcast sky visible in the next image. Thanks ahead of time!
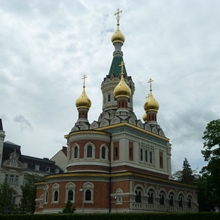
[1,0,219,172]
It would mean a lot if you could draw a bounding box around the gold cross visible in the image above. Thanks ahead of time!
[82,75,87,88]
[114,8,122,26]
[148,78,154,91]
[119,61,124,75]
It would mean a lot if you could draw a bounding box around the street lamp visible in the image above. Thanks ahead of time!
[79,188,84,213]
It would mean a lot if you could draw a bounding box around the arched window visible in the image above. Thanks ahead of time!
[159,191,165,205]
[85,190,91,201]
[74,146,78,158]
[101,146,106,159]
[169,192,175,206]
[68,190,73,201]
[135,186,143,203]
[54,191,58,201]
[65,183,75,202]
[148,189,155,204]
[87,146,92,158]
[187,195,192,208]
[52,183,59,203]
[83,182,94,203]
[178,194,184,207]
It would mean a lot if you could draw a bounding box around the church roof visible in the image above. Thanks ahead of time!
[108,56,127,77]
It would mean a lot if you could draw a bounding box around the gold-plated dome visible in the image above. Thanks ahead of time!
[114,61,131,99]
[114,74,131,99]
[112,29,125,44]
[75,75,91,109]
[143,112,148,122]
[144,79,159,112]
[112,8,125,44]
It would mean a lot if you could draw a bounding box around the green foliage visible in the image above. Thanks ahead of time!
[0,213,220,220]
[62,200,76,214]
[0,181,14,214]
[201,119,220,210]
[171,158,195,184]
[20,174,42,214]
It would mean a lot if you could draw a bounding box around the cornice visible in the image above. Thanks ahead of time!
[96,122,169,142]
[41,171,196,189]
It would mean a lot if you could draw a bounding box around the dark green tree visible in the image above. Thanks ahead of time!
[172,158,195,184]
[201,119,220,210]
[62,200,76,214]
[20,174,42,214]
[0,181,14,213]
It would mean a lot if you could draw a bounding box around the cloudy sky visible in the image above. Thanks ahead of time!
[1,0,219,172]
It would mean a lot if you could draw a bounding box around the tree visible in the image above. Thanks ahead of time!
[201,119,220,210]
[62,200,76,214]
[172,158,195,184]
[0,181,14,213]
[20,174,42,214]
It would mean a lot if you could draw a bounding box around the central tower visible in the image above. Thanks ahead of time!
[101,9,135,113]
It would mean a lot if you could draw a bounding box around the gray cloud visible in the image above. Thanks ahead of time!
[0,0,219,169]
[13,115,33,131]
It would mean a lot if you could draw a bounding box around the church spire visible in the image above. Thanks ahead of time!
[109,8,127,77]
[75,75,91,121]
[144,79,159,123]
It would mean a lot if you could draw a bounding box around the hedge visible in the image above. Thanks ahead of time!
[0,213,220,220]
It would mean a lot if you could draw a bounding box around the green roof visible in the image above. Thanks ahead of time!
[108,56,127,77]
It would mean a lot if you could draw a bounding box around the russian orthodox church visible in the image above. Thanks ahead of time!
[35,9,198,213]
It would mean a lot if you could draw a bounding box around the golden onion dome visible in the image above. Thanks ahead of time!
[75,75,91,109]
[144,92,159,112]
[112,9,125,44]
[143,112,148,122]
[111,29,125,44]
[114,74,131,99]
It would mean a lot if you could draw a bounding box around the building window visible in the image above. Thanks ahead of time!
[9,175,14,184]
[46,167,50,172]
[52,183,59,203]
[150,151,153,163]
[35,164,40,171]
[159,151,163,169]
[169,192,174,206]
[83,182,94,203]
[74,146,78,158]
[140,149,143,161]
[54,191,58,201]
[108,94,111,102]
[113,141,119,160]
[159,191,165,205]
[129,142,133,161]
[85,190,91,201]
[65,183,75,202]
[5,174,8,183]
[187,196,192,208]
[15,175,19,185]
[101,146,106,159]
[135,191,142,203]
[68,190,74,201]
[87,146,92,157]
[148,189,154,204]
[179,194,183,207]
[145,150,148,162]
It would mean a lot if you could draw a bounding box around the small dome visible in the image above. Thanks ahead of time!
[144,93,159,112]
[114,74,131,99]
[111,29,125,44]
[143,112,148,122]
[75,88,91,109]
